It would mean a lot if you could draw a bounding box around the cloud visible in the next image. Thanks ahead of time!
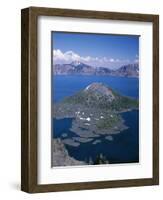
[53,49,91,63]
[53,49,136,69]
[134,54,139,63]
[109,58,114,62]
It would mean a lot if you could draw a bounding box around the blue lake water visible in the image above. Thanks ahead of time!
[53,75,139,164]
[53,75,139,102]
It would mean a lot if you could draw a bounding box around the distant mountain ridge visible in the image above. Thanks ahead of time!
[113,63,139,77]
[54,61,139,77]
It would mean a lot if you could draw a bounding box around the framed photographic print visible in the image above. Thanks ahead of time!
[21,7,159,193]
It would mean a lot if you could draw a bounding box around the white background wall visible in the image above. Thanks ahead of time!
[0,0,162,199]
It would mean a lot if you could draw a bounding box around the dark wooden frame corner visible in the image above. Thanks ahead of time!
[21,7,159,193]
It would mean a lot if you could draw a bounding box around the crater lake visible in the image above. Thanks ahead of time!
[52,75,139,165]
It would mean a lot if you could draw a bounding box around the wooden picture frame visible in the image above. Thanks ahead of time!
[21,7,159,193]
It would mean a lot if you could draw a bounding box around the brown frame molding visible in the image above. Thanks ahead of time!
[21,7,159,193]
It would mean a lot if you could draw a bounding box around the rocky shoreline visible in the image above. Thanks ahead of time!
[52,139,85,167]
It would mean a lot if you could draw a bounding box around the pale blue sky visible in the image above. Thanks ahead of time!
[52,31,139,69]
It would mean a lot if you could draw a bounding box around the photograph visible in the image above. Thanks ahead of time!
[52,32,139,167]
